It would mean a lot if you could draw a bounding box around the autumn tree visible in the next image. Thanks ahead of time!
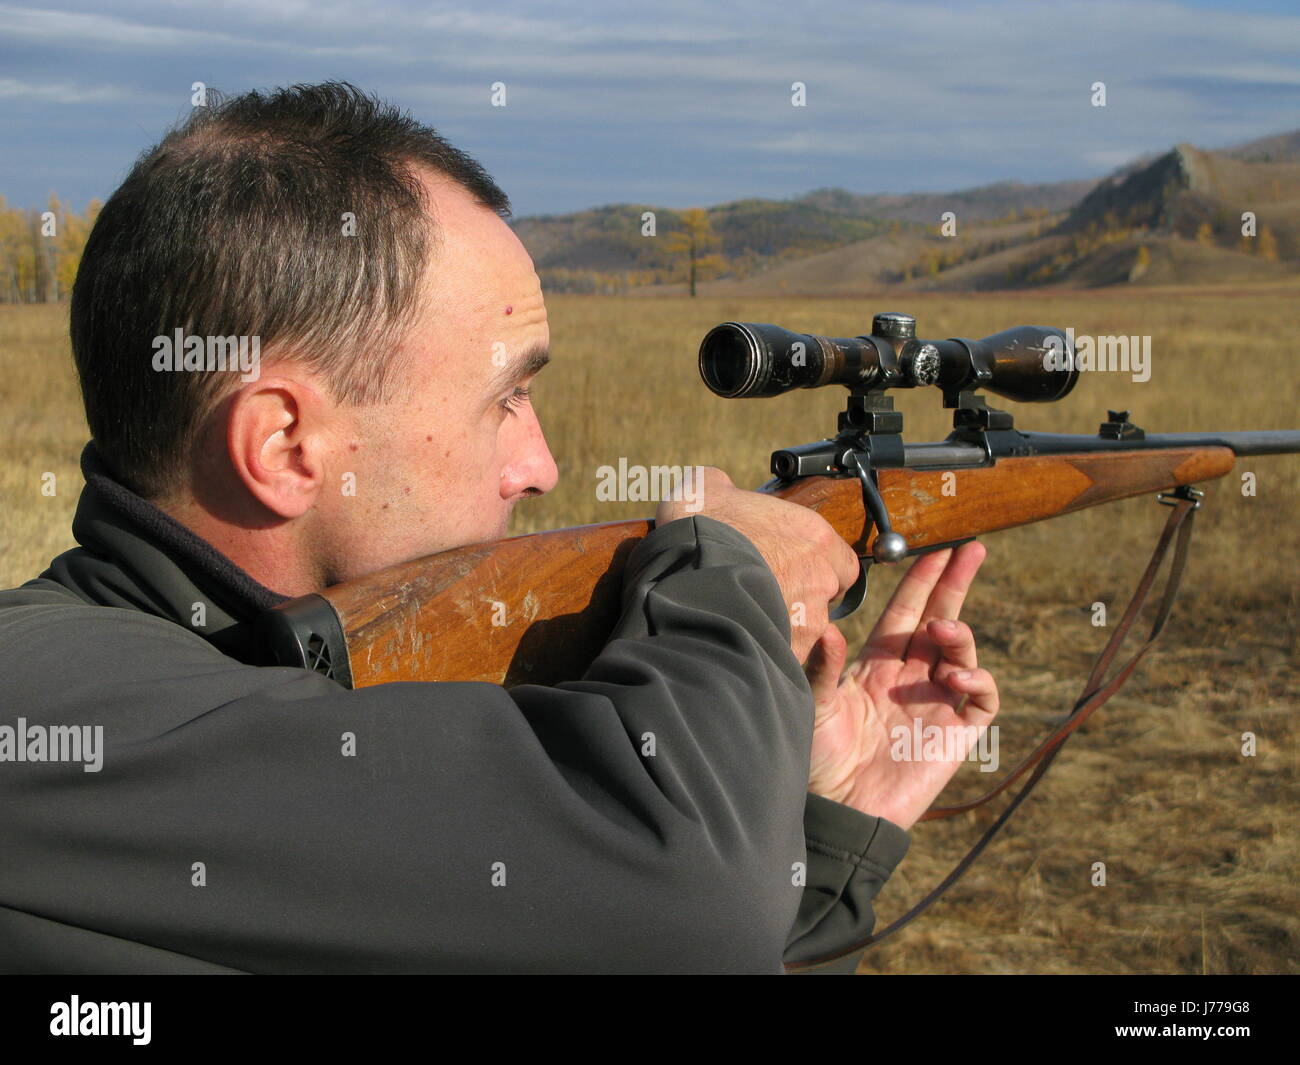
[663,208,724,297]
[1257,226,1279,262]
[1129,244,1151,282]
[56,196,100,296]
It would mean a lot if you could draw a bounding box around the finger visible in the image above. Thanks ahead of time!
[861,547,953,660]
[827,536,861,600]
[903,542,988,666]
[925,619,979,680]
[920,541,987,622]
[944,667,999,720]
[804,624,848,714]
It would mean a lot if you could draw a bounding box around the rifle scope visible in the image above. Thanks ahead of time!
[699,313,1078,403]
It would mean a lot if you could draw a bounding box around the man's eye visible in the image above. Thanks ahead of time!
[500,386,531,413]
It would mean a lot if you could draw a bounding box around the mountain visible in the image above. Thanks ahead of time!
[983,141,1300,288]
[795,178,1097,225]
[1221,129,1300,163]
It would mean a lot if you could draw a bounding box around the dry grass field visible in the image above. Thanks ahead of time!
[2,284,1297,974]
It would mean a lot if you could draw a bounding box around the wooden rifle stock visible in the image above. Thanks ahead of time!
[295,444,1234,689]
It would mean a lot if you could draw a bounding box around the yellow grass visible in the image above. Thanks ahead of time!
[1,286,1296,973]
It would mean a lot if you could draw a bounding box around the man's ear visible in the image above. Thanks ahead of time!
[225,377,328,520]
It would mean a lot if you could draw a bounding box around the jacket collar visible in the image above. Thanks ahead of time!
[38,442,288,660]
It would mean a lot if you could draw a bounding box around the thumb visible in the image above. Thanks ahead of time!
[804,623,848,711]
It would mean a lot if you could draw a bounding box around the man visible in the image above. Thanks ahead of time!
[0,82,998,974]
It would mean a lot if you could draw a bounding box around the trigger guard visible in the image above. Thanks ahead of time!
[829,556,870,620]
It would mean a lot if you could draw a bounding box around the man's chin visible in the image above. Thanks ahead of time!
[446,517,512,554]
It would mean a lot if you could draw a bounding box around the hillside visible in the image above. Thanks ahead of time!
[649,217,1055,297]
[892,142,1299,291]
[510,200,893,293]
[510,177,1088,293]
[1010,142,1300,288]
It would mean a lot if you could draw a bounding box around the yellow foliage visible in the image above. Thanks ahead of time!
[0,192,100,303]
[663,208,723,297]
[1257,226,1279,262]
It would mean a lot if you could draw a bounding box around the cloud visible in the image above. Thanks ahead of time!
[1,0,1297,214]
[0,3,391,57]
[1080,147,1152,169]
[0,77,144,105]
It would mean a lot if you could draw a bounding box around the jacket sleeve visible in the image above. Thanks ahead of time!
[784,793,910,973]
[0,515,901,974]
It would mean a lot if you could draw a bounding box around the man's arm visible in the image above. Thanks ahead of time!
[607,515,912,971]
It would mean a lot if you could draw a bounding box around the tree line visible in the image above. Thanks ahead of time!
[0,194,101,303]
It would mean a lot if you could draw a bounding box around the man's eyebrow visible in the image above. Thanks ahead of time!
[488,342,550,391]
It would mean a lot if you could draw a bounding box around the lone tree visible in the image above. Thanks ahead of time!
[1129,244,1151,282]
[1257,226,1279,262]
[664,208,724,297]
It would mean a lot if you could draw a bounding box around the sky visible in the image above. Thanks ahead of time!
[1,0,1297,218]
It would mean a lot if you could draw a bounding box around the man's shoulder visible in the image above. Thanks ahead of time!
[0,576,84,608]
[0,577,265,714]
[0,575,353,746]
[0,578,209,647]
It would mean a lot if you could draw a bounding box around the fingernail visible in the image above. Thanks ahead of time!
[953,670,972,680]
[935,619,957,631]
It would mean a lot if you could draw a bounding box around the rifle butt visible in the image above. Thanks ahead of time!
[319,520,651,688]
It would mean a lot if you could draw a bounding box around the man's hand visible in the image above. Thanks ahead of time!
[655,468,860,663]
[803,541,1000,831]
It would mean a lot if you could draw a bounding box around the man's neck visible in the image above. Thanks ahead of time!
[158,497,324,598]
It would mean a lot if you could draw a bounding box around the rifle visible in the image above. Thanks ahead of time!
[259,311,1299,962]
[262,311,1297,691]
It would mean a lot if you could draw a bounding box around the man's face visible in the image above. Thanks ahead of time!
[320,171,558,582]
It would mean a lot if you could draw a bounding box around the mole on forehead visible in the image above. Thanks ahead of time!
[500,298,545,323]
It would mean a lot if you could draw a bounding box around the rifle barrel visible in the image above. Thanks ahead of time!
[898,430,1300,469]
[1010,430,1300,457]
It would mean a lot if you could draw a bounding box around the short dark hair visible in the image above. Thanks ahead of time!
[71,81,511,498]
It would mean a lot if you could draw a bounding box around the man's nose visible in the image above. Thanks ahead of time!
[502,411,559,499]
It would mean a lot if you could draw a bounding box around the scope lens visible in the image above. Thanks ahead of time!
[699,325,758,397]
